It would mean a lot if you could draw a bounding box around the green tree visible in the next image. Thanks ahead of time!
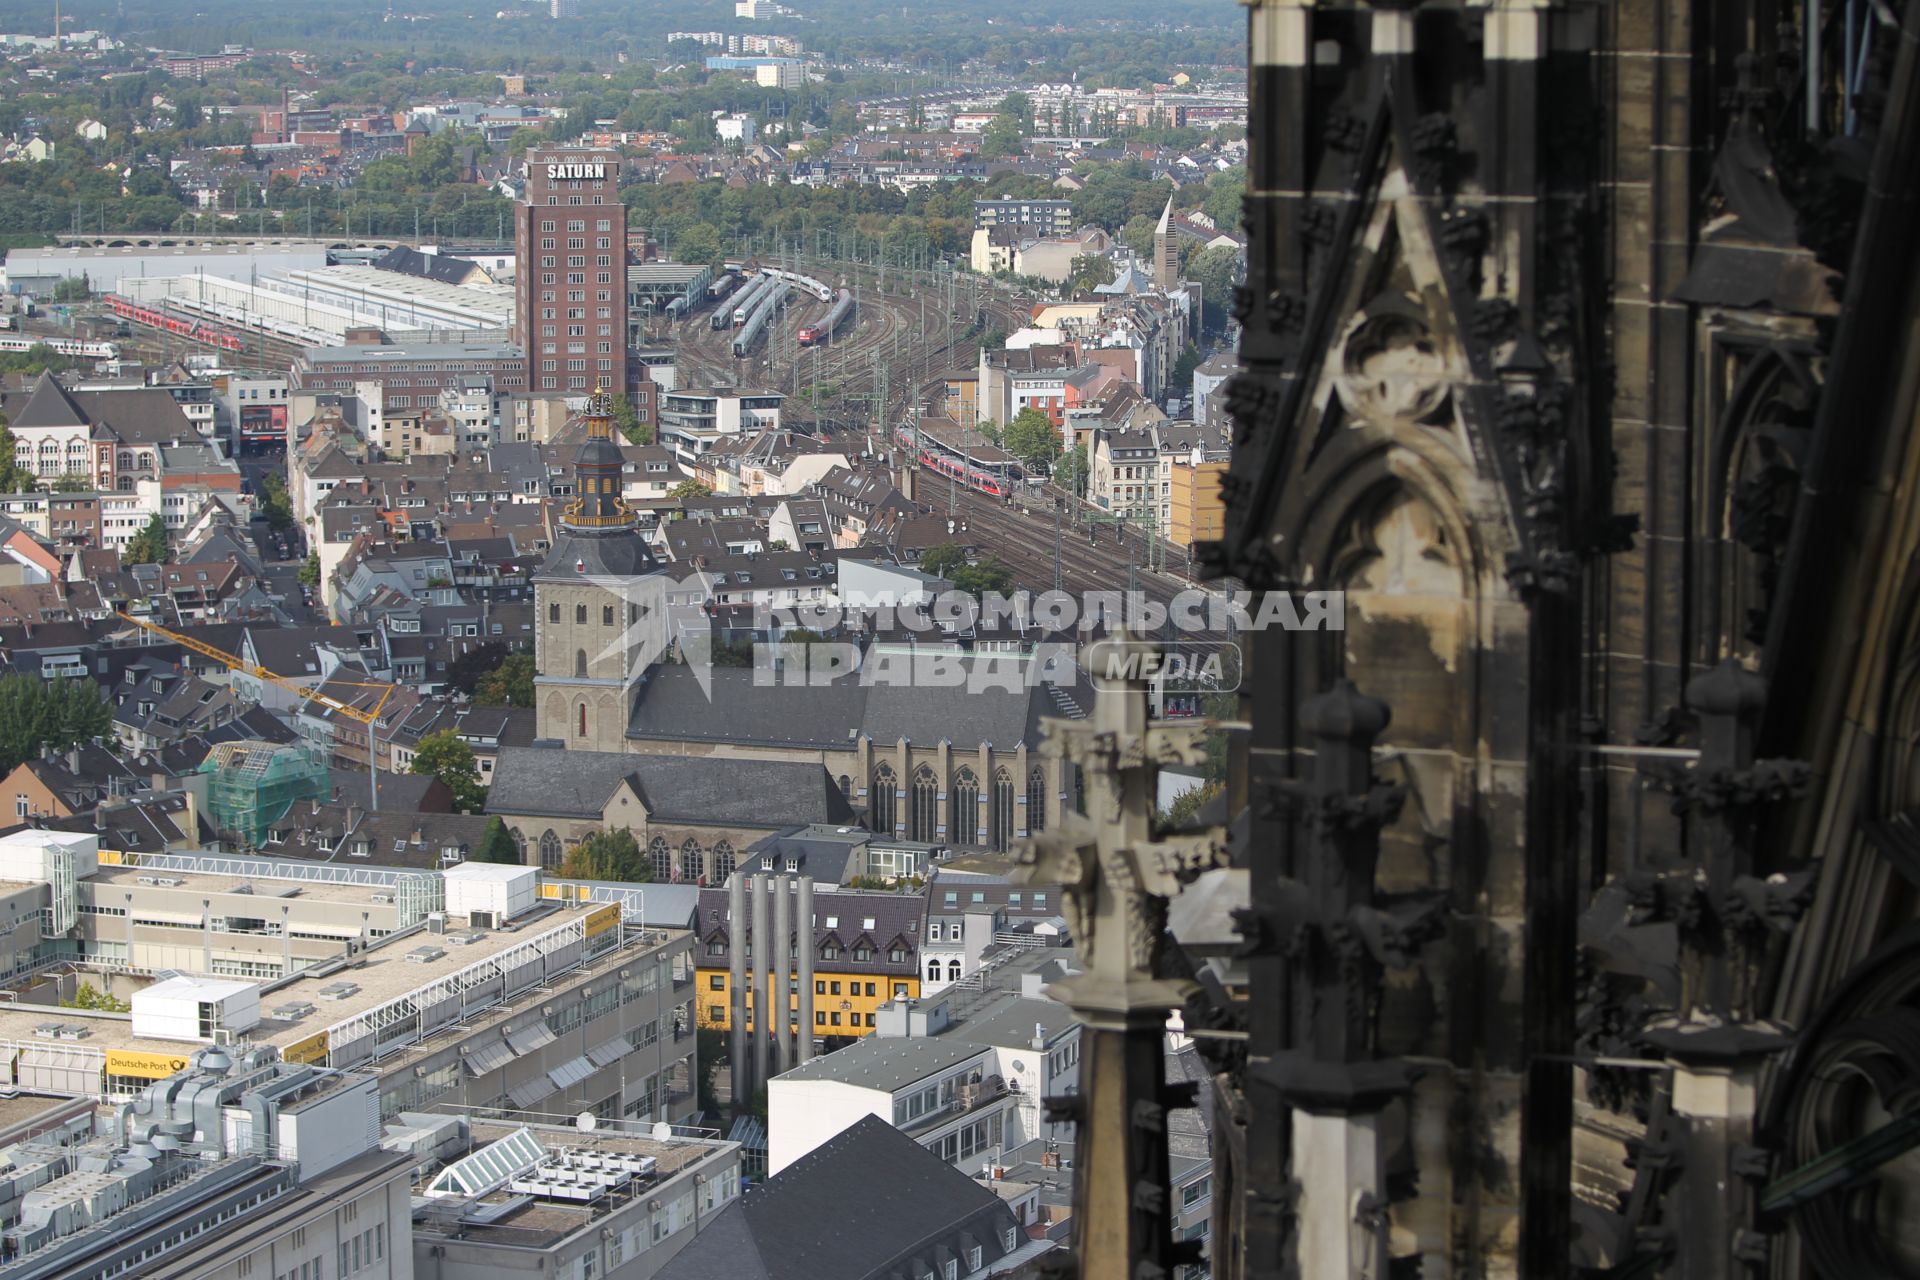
[950,556,1013,601]
[1173,342,1204,390]
[0,346,76,378]
[696,1025,727,1115]
[124,513,170,565]
[474,816,523,865]
[0,673,112,773]
[1202,165,1247,233]
[474,653,536,708]
[559,828,653,882]
[1067,254,1116,293]
[258,471,295,533]
[1188,243,1243,332]
[446,642,509,696]
[919,542,969,580]
[1119,213,1158,259]
[52,275,90,301]
[63,982,130,1012]
[1159,780,1222,828]
[409,729,488,813]
[1002,407,1063,471]
[52,472,92,493]
[673,223,723,269]
[297,552,321,589]
[1056,441,1090,497]
[610,392,652,444]
[0,421,34,493]
[980,113,1023,159]
[668,479,714,500]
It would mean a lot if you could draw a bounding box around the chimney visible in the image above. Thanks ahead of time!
[345,805,361,830]
[67,748,80,773]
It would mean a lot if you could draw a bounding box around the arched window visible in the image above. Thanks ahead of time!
[136,452,152,471]
[951,767,979,846]
[870,763,897,833]
[947,959,962,982]
[577,701,589,738]
[1028,765,1047,834]
[511,828,528,862]
[117,475,133,492]
[649,836,672,881]
[991,767,1015,851]
[538,830,563,870]
[575,602,587,623]
[838,774,851,799]
[909,766,938,842]
[116,450,133,470]
[603,604,615,625]
[549,601,560,623]
[712,840,735,880]
[679,838,703,884]
[928,960,942,983]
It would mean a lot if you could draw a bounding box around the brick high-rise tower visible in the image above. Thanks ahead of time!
[516,148,630,396]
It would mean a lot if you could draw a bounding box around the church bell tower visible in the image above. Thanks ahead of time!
[532,389,667,750]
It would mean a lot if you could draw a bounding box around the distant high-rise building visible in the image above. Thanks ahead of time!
[550,0,578,16]
[515,148,631,396]
[1152,195,1178,293]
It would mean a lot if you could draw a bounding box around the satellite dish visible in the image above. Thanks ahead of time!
[651,1121,673,1141]
[576,1112,597,1132]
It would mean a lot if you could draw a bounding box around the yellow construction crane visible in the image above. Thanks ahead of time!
[114,610,403,809]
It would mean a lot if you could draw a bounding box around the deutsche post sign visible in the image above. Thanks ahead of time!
[281,1032,330,1066]
[585,904,619,938]
[106,1049,191,1079]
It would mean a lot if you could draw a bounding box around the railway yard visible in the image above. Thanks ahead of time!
[670,255,1031,428]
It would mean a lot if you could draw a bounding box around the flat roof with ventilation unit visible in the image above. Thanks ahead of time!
[0,897,672,1076]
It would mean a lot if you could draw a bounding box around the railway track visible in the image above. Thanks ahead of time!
[666,260,1030,428]
[924,471,1200,605]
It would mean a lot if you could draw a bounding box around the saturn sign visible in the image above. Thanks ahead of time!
[546,162,607,180]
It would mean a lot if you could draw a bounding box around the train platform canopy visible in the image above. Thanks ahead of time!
[913,414,1018,466]
[629,261,713,310]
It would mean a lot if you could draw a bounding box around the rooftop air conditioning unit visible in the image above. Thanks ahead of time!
[469,910,496,929]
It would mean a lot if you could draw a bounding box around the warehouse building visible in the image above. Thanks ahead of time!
[0,242,331,297]
[0,833,699,1128]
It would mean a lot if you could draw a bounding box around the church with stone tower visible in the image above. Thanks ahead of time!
[533,390,669,750]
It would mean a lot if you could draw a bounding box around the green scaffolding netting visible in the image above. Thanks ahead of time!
[197,740,332,849]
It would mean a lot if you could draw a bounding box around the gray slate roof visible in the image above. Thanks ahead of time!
[653,1116,1030,1280]
[626,659,1067,751]
[532,526,662,582]
[485,746,855,828]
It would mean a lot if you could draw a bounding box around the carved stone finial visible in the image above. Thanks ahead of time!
[1299,678,1392,744]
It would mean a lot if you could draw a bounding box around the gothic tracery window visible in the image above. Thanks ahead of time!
[951,767,980,846]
